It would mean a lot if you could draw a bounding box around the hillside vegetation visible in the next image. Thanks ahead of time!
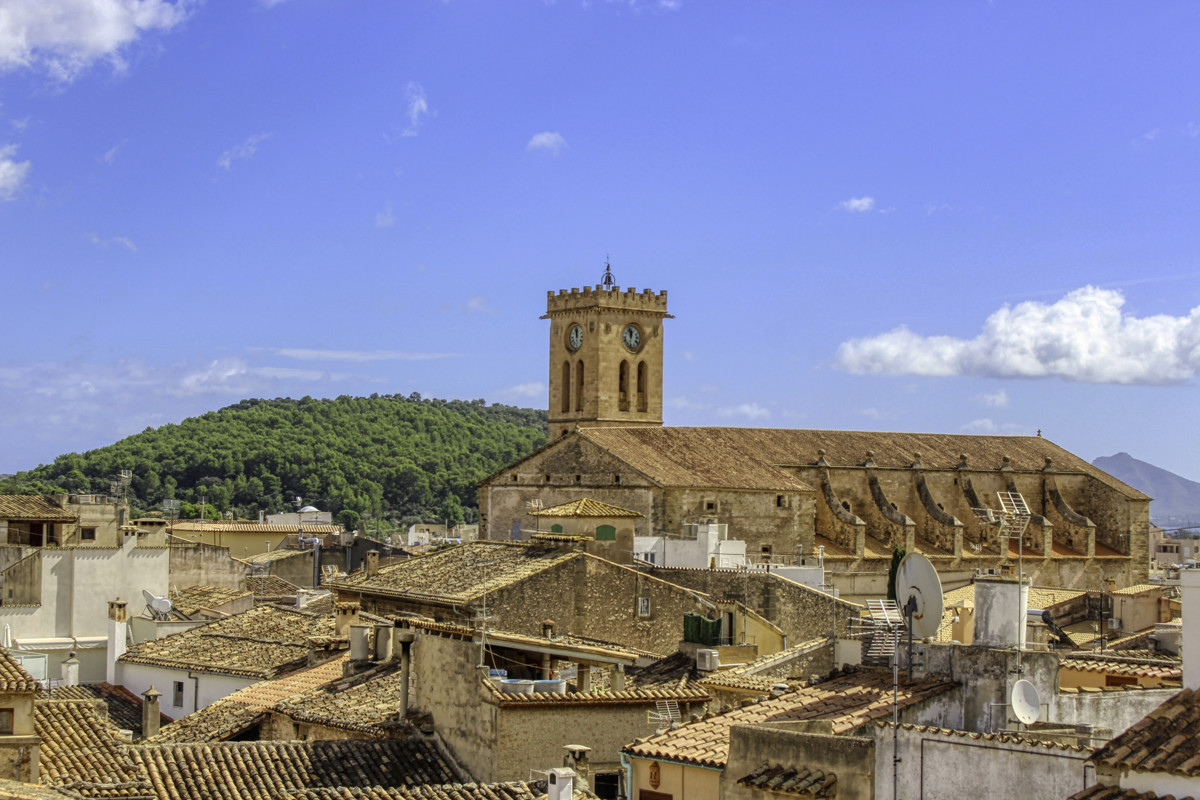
[0,394,547,529]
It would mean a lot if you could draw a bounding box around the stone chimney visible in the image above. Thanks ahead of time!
[334,601,361,637]
[563,744,592,787]
[972,574,1029,649]
[365,550,379,577]
[1182,568,1200,690]
[142,686,162,739]
[106,599,128,685]
[542,619,556,639]
[61,652,79,687]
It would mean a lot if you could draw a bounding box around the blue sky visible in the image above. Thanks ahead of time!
[1,1,1199,483]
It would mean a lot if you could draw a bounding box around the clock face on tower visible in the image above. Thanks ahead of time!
[622,324,642,352]
[567,324,584,352]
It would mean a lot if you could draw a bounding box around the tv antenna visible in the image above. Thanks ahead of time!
[1010,678,1041,727]
[161,499,181,522]
[141,589,174,621]
[109,469,133,503]
[972,491,1032,670]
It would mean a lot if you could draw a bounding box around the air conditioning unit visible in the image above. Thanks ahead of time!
[1106,618,1121,631]
[696,649,720,672]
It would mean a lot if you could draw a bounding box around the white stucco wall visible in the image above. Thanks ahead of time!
[875,724,1093,800]
[0,541,169,683]
[117,661,256,717]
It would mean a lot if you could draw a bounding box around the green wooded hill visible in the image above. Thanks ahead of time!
[0,394,547,529]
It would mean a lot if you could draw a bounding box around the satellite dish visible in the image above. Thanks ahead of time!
[1011,679,1041,725]
[142,589,173,620]
[895,553,945,640]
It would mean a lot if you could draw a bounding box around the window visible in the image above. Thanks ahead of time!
[575,474,582,485]
[637,597,651,617]
[705,500,717,512]
[776,495,785,508]
[173,681,184,708]
[80,527,96,541]
[545,474,551,483]
[561,361,571,413]
[550,524,564,533]
[511,475,518,483]
[614,474,621,485]
[0,709,12,735]
[636,361,648,412]
[619,361,630,411]
[575,360,585,412]
[596,525,616,541]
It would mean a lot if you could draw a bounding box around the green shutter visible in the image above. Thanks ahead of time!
[596,524,616,541]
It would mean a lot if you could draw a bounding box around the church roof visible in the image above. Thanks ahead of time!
[529,498,643,518]
[573,427,1148,499]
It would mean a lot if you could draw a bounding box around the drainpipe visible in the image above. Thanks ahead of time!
[618,751,633,800]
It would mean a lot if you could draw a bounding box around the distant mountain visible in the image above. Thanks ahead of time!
[1092,452,1200,525]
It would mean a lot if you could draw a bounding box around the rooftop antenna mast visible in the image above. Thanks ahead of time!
[109,469,132,503]
[972,491,1032,674]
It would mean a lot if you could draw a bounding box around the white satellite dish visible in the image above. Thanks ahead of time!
[1011,678,1041,725]
[142,589,173,620]
[895,553,945,640]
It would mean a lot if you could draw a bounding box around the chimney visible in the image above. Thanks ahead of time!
[349,623,372,663]
[546,768,576,800]
[334,601,361,637]
[374,624,394,661]
[542,619,556,639]
[61,652,79,687]
[972,574,1029,649]
[563,744,592,787]
[394,629,415,718]
[142,686,162,739]
[106,599,128,684]
[610,665,625,692]
[366,550,379,577]
[1182,569,1200,690]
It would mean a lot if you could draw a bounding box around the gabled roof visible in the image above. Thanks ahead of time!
[171,522,341,535]
[245,574,301,600]
[570,427,1148,499]
[168,585,251,617]
[48,683,169,737]
[279,785,594,800]
[529,498,643,518]
[128,740,460,800]
[330,541,579,603]
[35,699,154,800]
[119,604,338,679]
[700,638,831,694]
[624,668,956,768]
[0,646,40,693]
[0,495,77,522]
[1090,687,1200,776]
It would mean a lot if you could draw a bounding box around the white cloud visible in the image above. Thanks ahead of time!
[218,132,271,170]
[961,418,998,433]
[102,139,126,163]
[0,144,31,200]
[402,82,428,137]
[87,233,138,252]
[375,203,394,228]
[718,402,770,420]
[858,408,883,420]
[526,131,566,155]
[836,286,1200,385]
[978,389,1008,407]
[466,295,493,314]
[498,381,545,399]
[273,348,457,362]
[0,0,192,81]
[840,196,874,213]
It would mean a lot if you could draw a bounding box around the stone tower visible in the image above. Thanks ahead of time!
[544,270,671,440]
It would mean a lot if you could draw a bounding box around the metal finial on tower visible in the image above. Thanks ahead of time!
[601,257,615,289]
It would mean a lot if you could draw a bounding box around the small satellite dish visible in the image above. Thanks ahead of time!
[1011,679,1041,725]
[895,553,945,640]
[142,589,173,620]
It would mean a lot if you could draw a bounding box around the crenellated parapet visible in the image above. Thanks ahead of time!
[545,285,670,317]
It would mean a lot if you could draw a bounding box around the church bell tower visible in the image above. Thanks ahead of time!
[544,264,671,439]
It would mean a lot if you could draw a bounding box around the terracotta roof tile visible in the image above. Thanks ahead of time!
[331,541,578,603]
[279,785,593,800]
[737,764,836,797]
[168,585,252,617]
[1091,688,1200,776]
[171,522,341,535]
[0,646,40,693]
[0,496,77,522]
[625,669,956,768]
[246,574,301,600]
[1067,785,1196,800]
[120,604,338,679]
[128,739,458,800]
[1060,658,1182,680]
[48,683,169,737]
[700,638,830,693]
[574,427,1147,499]
[529,498,642,518]
[34,700,154,799]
